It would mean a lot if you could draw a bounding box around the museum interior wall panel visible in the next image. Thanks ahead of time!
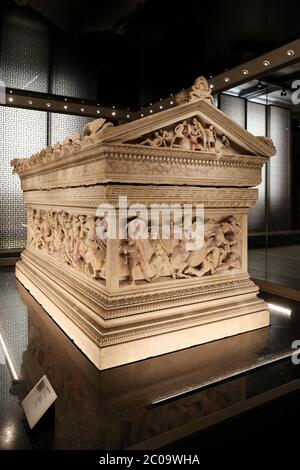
[49,113,91,146]
[50,32,98,100]
[0,107,47,249]
[0,3,49,92]
[267,105,291,231]
[219,94,246,128]
[0,2,97,100]
[246,101,267,233]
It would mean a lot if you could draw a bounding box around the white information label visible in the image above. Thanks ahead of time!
[22,375,57,429]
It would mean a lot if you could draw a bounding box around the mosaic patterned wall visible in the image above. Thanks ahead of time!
[0,107,47,249]
[0,107,92,250]
[0,3,93,251]
[50,113,91,145]
[0,5,49,92]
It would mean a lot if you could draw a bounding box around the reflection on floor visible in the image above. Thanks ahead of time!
[249,245,300,290]
[1,266,300,450]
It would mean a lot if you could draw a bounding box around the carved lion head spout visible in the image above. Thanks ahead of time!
[175,76,213,105]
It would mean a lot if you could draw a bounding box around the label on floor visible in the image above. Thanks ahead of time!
[22,375,57,429]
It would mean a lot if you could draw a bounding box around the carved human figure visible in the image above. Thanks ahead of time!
[150,239,176,279]
[221,135,230,149]
[141,131,164,147]
[160,129,174,147]
[171,121,189,148]
[169,240,190,278]
[191,117,207,150]
[120,239,153,285]
[205,125,216,150]
[188,76,213,104]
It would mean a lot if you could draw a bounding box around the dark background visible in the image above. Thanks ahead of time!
[2,0,300,107]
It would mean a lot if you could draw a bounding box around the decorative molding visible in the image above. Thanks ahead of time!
[23,186,258,208]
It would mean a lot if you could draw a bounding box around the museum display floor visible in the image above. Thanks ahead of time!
[1,265,300,450]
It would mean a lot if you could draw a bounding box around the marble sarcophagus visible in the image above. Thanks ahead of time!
[12,77,276,370]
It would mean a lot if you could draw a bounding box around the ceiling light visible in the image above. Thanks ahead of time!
[112,105,115,108]
[209,84,214,89]
[96,110,100,114]
[9,90,13,94]
[287,49,295,56]
[126,114,130,118]
[63,105,68,110]
[224,77,230,82]
[263,60,270,66]
[112,111,116,116]
[242,69,249,75]
[159,105,163,109]
[149,109,153,113]
[8,97,13,102]
[64,98,68,101]
[80,107,85,112]
[170,101,174,104]
[141,113,144,117]
[28,100,32,105]
[97,103,100,106]
[46,102,51,107]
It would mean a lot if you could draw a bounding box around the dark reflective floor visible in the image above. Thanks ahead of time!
[1,266,300,450]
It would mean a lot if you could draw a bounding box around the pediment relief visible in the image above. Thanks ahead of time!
[125,116,245,155]
[11,76,276,177]
[99,96,276,159]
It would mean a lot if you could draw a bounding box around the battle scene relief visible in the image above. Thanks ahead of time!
[130,116,233,153]
[28,208,107,280]
[119,215,241,286]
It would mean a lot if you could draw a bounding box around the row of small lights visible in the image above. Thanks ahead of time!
[5,48,296,118]
[138,47,297,105]
[218,49,295,86]
[139,97,175,117]
[6,87,175,119]
[6,91,132,119]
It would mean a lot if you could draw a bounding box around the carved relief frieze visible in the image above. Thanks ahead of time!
[129,116,234,154]
[119,215,241,285]
[28,208,107,280]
